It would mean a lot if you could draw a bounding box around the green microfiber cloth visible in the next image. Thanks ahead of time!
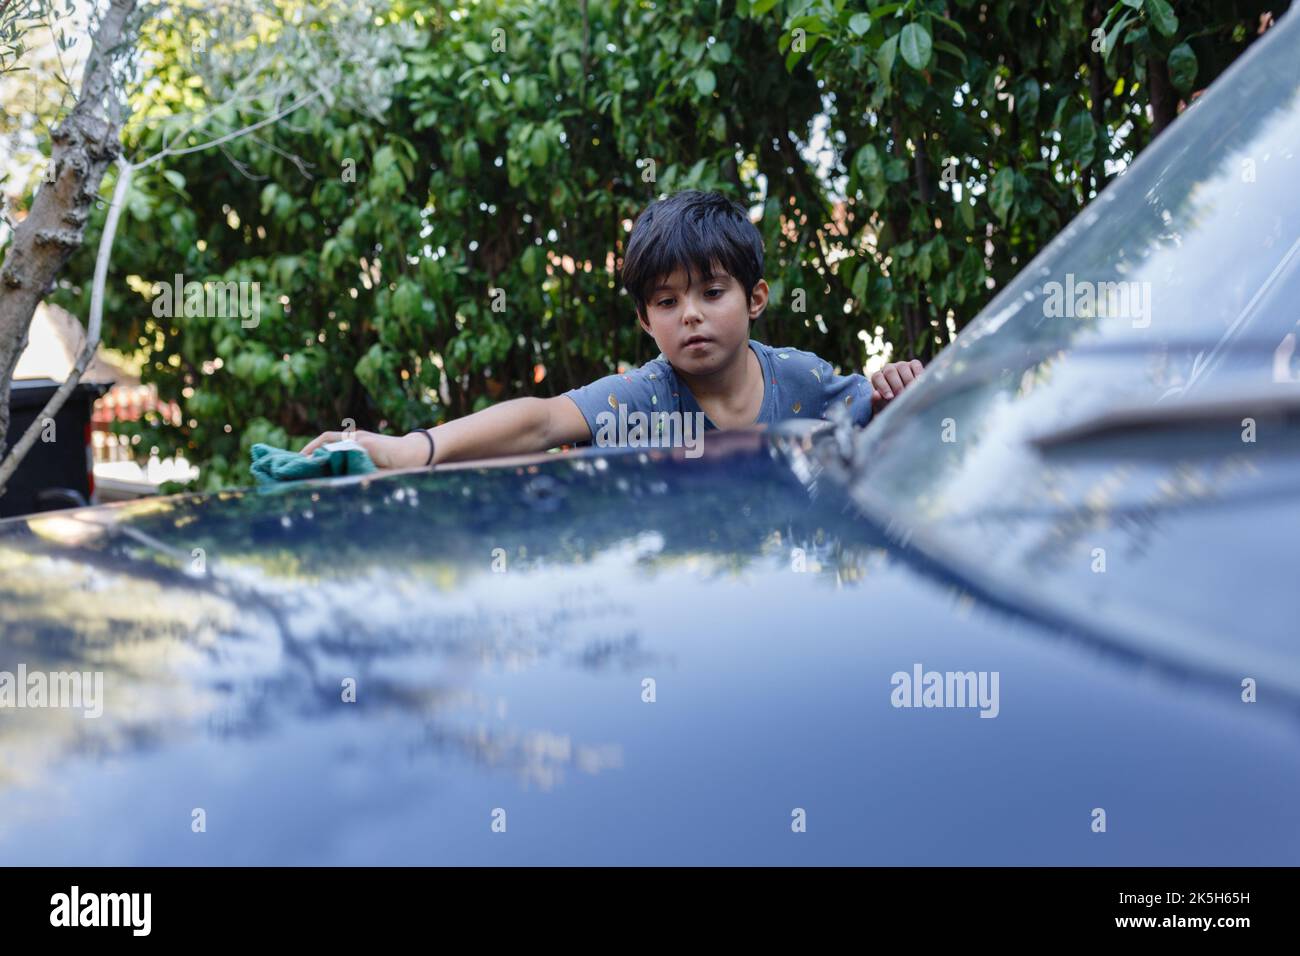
[250,440,377,486]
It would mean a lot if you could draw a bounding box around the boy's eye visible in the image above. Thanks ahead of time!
[652,286,723,306]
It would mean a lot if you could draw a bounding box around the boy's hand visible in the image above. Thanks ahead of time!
[870,359,925,414]
[298,429,428,470]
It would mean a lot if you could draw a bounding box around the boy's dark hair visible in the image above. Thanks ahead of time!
[621,190,765,317]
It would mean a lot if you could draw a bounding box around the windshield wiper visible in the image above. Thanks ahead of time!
[1029,386,1300,448]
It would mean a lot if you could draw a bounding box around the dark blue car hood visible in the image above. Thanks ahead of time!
[1,427,1297,864]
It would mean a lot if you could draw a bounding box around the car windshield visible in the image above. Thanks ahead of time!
[837,14,1300,686]
[857,12,1300,522]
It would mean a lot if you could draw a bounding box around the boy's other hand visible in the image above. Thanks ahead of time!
[298,429,428,470]
[870,359,925,414]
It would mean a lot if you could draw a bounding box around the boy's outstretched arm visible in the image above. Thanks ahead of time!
[300,395,592,469]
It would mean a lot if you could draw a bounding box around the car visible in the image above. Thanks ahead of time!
[0,11,1297,866]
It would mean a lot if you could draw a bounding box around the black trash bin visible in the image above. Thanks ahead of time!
[1,377,112,518]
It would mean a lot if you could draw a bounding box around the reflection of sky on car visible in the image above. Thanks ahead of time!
[857,15,1300,517]
[1104,87,1300,372]
[6,494,1300,864]
[888,350,1276,523]
[879,42,1300,440]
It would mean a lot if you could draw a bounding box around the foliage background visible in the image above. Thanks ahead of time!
[11,0,1287,491]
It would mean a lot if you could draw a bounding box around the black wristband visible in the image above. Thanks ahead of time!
[408,429,435,467]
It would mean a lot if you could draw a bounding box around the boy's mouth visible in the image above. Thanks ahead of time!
[682,334,713,349]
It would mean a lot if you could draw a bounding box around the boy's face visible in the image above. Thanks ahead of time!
[636,266,769,373]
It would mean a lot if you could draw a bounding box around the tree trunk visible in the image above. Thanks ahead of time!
[0,0,137,469]
[1146,53,1178,138]
[1088,2,1108,197]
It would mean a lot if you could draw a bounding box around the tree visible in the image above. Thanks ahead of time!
[0,0,137,483]
[0,0,403,499]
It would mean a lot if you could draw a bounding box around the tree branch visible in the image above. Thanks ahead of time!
[132,88,323,170]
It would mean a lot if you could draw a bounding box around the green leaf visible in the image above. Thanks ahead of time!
[933,40,967,64]
[708,41,732,64]
[786,35,823,72]
[693,68,716,96]
[915,243,932,281]
[528,129,548,167]
[959,246,983,293]
[790,15,829,35]
[521,245,542,277]
[1144,0,1178,37]
[393,279,420,320]
[162,170,186,191]
[854,143,883,181]
[1103,11,1134,64]
[929,12,967,40]
[751,0,780,14]
[930,236,950,271]
[876,33,899,83]
[865,177,886,210]
[899,22,932,71]
[1016,77,1040,124]
[1168,42,1198,94]
[989,167,1015,223]
[1051,94,1072,129]
[463,41,487,64]
[958,197,974,231]
[851,259,870,301]
[849,13,872,36]
[1062,112,1096,168]
[462,138,481,176]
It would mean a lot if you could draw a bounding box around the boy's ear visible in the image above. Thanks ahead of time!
[748,279,770,321]
[637,311,652,336]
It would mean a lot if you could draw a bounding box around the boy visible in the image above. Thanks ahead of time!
[301,190,924,468]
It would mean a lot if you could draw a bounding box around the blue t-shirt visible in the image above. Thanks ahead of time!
[562,339,873,441]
